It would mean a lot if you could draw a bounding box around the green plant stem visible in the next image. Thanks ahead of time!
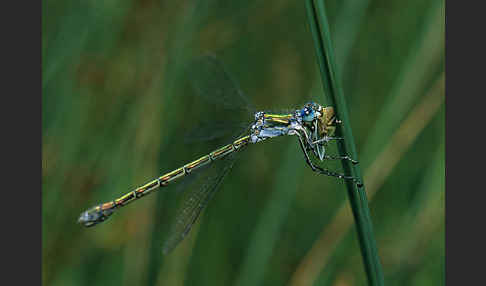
[304,1,385,285]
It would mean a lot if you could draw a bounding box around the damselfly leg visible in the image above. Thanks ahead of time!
[296,132,362,187]
[312,137,344,144]
[322,154,358,165]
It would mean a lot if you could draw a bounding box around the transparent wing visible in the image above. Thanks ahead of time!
[183,121,251,143]
[160,55,252,253]
[181,54,255,143]
[162,153,237,254]
[187,54,255,113]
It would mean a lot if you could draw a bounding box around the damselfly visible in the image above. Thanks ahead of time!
[78,55,360,254]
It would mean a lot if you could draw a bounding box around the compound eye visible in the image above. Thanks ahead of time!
[301,107,315,122]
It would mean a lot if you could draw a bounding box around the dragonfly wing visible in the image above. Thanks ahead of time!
[162,154,237,254]
[187,54,255,113]
[179,54,255,147]
[161,55,251,253]
[183,121,252,144]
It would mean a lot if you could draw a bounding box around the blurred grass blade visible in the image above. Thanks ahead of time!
[383,142,444,268]
[335,141,444,284]
[360,0,444,167]
[235,142,304,286]
[143,1,213,285]
[333,0,370,70]
[289,3,445,282]
[305,1,384,285]
[289,73,444,286]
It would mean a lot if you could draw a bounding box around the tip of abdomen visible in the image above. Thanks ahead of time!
[78,204,114,227]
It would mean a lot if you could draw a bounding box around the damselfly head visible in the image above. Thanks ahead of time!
[298,104,337,138]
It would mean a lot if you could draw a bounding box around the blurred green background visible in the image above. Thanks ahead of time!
[42,0,444,285]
